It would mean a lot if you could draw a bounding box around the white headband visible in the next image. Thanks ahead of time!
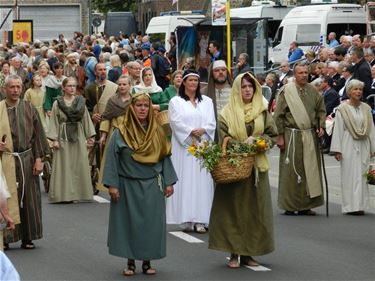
[183,72,200,80]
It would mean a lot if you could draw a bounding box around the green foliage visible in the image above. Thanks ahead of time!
[92,0,136,13]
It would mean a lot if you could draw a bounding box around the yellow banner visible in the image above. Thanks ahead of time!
[12,20,33,44]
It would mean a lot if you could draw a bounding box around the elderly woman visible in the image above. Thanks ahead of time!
[331,79,375,215]
[103,92,177,276]
[47,77,96,203]
[209,72,277,268]
[166,69,216,233]
[0,62,10,99]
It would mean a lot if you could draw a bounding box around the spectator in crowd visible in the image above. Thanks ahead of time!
[151,44,171,90]
[274,63,326,216]
[166,70,216,233]
[334,47,347,62]
[351,34,362,48]
[351,47,372,102]
[141,43,152,68]
[208,41,223,62]
[127,61,142,86]
[108,54,122,83]
[278,60,293,88]
[9,55,28,94]
[331,79,375,215]
[364,49,375,67]
[0,75,49,250]
[168,33,177,73]
[327,61,341,91]
[64,52,79,80]
[81,51,98,85]
[47,77,95,203]
[287,41,303,63]
[339,64,355,100]
[328,32,340,48]
[342,36,352,53]
[0,61,10,98]
[305,50,318,64]
[319,48,329,63]
[233,53,252,78]
[320,75,340,117]
[103,92,177,276]
[209,72,277,268]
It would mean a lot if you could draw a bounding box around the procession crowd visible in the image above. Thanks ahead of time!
[0,30,373,278]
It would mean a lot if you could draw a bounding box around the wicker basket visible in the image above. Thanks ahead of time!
[156,110,169,126]
[210,137,255,184]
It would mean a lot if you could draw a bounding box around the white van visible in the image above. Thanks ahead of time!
[231,5,294,42]
[145,13,205,51]
[269,4,366,64]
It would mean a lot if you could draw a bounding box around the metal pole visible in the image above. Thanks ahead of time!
[226,0,231,76]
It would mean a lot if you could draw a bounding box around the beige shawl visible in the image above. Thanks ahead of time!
[284,83,322,198]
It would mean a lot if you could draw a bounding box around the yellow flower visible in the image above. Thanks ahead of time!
[187,145,197,156]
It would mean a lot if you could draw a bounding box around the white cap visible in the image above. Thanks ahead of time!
[212,60,227,69]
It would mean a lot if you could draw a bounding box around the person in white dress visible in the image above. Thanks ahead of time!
[331,79,375,215]
[166,69,216,233]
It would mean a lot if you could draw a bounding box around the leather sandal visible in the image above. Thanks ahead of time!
[142,261,156,275]
[240,255,259,267]
[194,223,207,233]
[123,259,136,276]
[227,254,240,269]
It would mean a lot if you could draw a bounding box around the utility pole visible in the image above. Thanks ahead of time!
[13,0,18,20]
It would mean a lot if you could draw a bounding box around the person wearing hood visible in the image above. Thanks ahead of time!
[202,60,233,120]
[132,67,169,113]
[208,72,277,268]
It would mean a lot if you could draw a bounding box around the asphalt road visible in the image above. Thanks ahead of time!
[5,149,375,281]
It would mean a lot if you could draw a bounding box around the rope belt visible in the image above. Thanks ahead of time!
[285,127,313,184]
[4,148,32,208]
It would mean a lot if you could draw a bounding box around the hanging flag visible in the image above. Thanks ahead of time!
[172,0,178,5]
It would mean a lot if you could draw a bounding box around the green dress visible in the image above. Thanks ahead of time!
[208,111,277,256]
[132,88,171,111]
[103,129,178,260]
[273,84,326,212]
[162,85,178,109]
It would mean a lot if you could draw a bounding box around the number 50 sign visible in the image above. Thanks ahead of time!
[13,20,33,44]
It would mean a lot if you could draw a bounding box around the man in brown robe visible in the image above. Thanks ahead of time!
[0,75,49,249]
[273,63,326,216]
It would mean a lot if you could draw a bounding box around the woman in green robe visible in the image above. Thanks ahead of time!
[103,92,178,276]
[132,67,168,112]
[208,72,277,268]
[162,70,183,103]
[47,77,96,203]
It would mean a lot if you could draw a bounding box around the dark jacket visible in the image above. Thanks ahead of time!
[323,87,340,115]
[233,63,252,79]
[352,58,372,101]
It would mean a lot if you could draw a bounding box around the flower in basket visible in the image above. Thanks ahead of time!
[253,137,270,153]
[187,140,222,172]
[365,168,375,185]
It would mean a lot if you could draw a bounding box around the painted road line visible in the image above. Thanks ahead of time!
[226,257,271,271]
[169,231,204,243]
[325,165,340,169]
[93,195,110,203]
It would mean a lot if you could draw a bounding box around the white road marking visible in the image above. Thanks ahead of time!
[169,231,204,243]
[325,165,340,169]
[93,195,110,203]
[226,257,271,271]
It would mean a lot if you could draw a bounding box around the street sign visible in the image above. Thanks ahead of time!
[12,20,33,44]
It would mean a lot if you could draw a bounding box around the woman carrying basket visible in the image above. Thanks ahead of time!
[208,72,277,268]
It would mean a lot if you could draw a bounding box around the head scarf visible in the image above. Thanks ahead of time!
[220,72,269,172]
[133,67,162,94]
[118,92,171,164]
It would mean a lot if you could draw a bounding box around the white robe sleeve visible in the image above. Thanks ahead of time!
[368,115,375,155]
[200,97,216,141]
[169,97,194,146]
[330,111,344,154]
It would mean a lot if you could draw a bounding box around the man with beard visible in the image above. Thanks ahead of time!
[202,60,232,119]
[84,63,118,192]
[274,63,326,216]
[64,52,79,81]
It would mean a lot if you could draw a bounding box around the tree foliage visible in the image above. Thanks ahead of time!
[92,0,136,13]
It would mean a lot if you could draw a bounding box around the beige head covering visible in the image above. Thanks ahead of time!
[220,72,269,172]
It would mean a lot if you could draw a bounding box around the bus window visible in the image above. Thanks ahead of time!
[272,26,283,47]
